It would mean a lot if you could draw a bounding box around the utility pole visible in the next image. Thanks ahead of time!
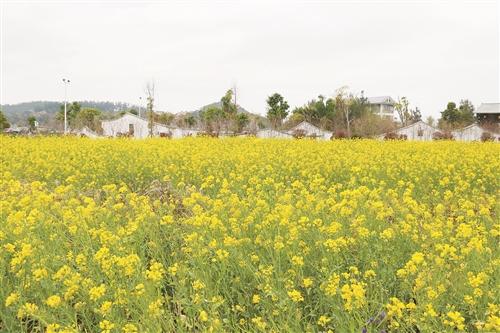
[145,82,155,137]
[139,97,142,118]
[233,84,237,109]
[62,78,71,134]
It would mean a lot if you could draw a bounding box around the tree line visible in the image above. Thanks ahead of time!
[266,87,421,138]
[0,88,485,137]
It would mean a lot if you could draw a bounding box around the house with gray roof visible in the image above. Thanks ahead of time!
[367,96,396,119]
[475,103,499,124]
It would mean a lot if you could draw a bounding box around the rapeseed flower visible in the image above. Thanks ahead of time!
[0,137,498,332]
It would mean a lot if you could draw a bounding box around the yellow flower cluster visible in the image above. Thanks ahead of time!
[0,137,499,332]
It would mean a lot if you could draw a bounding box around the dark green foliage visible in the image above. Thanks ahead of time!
[27,116,37,132]
[56,101,82,127]
[184,115,196,128]
[266,93,290,129]
[156,112,175,125]
[458,100,475,124]
[201,106,225,134]
[440,100,475,127]
[221,90,237,118]
[292,95,336,126]
[290,92,370,133]
[75,108,102,131]
[235,113,249,133]
[0,110,10,130]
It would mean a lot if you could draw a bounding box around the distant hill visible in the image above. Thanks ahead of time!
[0,101,134,125]
[1,100,269,128]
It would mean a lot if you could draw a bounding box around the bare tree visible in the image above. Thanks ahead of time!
[395,97,421,126]
[145,81,155,137]
[233,84,237,110]
[394,97,411,126]
[426,115,435,127]
[335,86,353,138]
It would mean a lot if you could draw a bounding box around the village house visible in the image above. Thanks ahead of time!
[287,121,332,140]
[452,124,499,142]
[382,120,438,141]
[101,113,198,138]
[474,103,500,124]
[367,96,396,119]
[256,128,292,139]
[102,113,150,138]
[75,126,100,138]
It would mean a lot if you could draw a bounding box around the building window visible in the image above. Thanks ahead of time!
[128,124,134,135]
[417,128,423,137]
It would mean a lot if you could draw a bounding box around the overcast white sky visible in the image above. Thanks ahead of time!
[1,0,499,117]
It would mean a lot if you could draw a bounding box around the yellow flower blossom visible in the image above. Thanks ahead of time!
[199,310,209,322]
[89,284,106,301]
[303,277,314,288]
[5,292,19,307]
[99,320,115,333]
[46,295,62,308]
[1,137,498,332]
[287,289,304,302]
[444,311,465,331]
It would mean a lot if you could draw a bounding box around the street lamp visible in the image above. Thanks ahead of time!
[62,78,71,134]
[139,97,142,118]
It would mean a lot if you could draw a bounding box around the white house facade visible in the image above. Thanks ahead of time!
[256,129,292,139]
[367,96,396,119]
[75,126,100,138]
[287,121,332,140]
[392,121,438,141]
[101,113,199,138]
[102,113,150,138]
[452,124,499,141]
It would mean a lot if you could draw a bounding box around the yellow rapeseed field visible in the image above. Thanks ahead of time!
[0,137,499,333]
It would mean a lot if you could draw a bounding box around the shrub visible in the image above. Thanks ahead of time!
[480,132,494,142]
[292,129,306,139]
[197,131,219,138]
[384,132,407,140]
[433,131,454,140]
[333,129,347,140]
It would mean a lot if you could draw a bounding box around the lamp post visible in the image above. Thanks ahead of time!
[62,78,71,134]
[139,97,142,118]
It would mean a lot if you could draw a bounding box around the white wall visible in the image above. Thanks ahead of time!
[396,122,437,141]
[102,114,150,138]
[288,122,332,140]
[102,114,200,138]
[256,129,292,139]
[452,125,499,141]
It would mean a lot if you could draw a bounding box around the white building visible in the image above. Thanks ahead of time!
[367,96,396,119]
[388,120,438,141]
[75,126,100,138]
[452,124,499,142]
[287,121,332,140]
[102,113,149,138]
[102,113,198,138]
[179,128,200,137]
[256,129,292,139]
